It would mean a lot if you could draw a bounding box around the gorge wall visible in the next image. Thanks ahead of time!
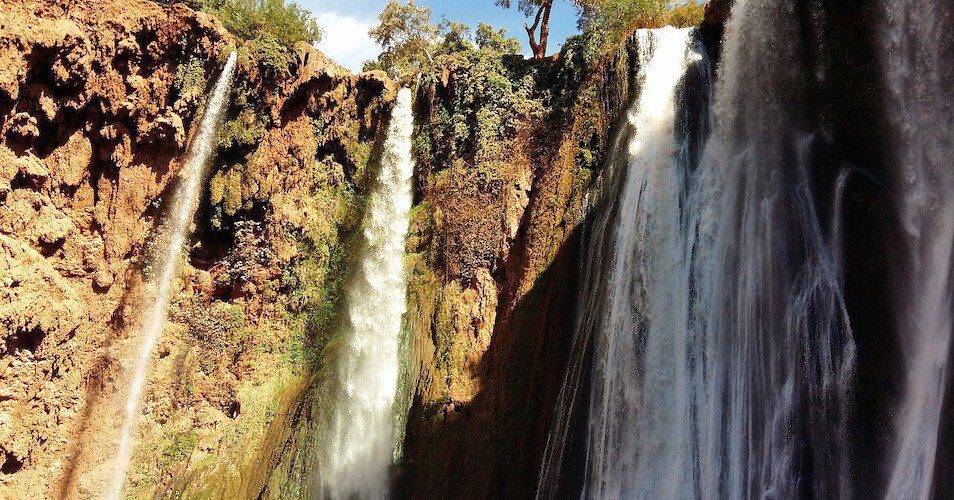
[0,0,759,497]
[0,0,394,496]
[398,34,647,498]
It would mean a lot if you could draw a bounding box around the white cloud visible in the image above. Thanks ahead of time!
[314,12,381,73]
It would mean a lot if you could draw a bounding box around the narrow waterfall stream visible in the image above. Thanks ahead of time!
[319,87,415,498]
[109,51,237,500]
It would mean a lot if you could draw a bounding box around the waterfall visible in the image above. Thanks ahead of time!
[700,2,859,495]
[319,87,415,499]
[880,0,954,496]
[538,1,954,497]
[545,9,858,497]
[572,27,718,498]
[537,27,716,498]
[109,51,237,500]
[540,0,954,496]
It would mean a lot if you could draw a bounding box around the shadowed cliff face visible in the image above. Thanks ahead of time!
[397,33,644,497]
[0,0,394,497]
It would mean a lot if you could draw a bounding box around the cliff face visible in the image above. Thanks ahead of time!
[398,38,640,497]
[0,0,228,494]
[0,0,394,497]
[399,6,733,492]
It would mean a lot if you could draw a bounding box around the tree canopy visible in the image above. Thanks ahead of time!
[366,0,522,77]
[197,0,322,48]
[573,0,705,48]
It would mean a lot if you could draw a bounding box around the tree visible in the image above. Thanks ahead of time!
[366,1,525,77]
[368,0,439,74]
[440,21,474,53]
[475,22,521,55]
[197,0,322,48]
[495,0,553,58]
[571,0,704,49]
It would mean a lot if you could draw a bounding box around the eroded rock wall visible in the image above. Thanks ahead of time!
[399,38,639,497]
[0,0,395,497]
[0,0,228,494]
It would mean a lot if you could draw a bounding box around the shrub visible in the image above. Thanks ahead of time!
[664,2,705,27]
[171,298,249,371]
[173,56,208,104]
[163,430,197,462]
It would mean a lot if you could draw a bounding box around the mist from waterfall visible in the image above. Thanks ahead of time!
[319,87,415,499]
[109,51,237,500]
[880,0,954,496]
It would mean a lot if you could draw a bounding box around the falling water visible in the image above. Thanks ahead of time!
[319,88,415,499]
[880,0,954,496]
[574,27,718,498]
[699,3,859,495]
[545,7,858,496]
[539,0,954,497]
[109,51,237,500]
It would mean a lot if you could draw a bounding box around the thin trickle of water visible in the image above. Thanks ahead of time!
[109,51,237,500]
[320,88,415,499]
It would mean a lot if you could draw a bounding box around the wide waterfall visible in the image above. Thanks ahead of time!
[109,51,237,499]
[700,1,859,495]
[319,87,415,498]
[540,0,954,497]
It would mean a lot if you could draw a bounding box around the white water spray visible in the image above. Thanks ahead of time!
[580,28,708,498]
[320,88,415,498]
[109,51,237,499]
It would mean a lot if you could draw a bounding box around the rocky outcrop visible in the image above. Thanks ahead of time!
[0,0,394,497]
[700,0,733,52]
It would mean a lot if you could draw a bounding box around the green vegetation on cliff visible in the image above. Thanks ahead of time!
[187,0,323,73]
[576,0,705,50]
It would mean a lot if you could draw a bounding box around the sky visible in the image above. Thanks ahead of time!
[303,0,580,72]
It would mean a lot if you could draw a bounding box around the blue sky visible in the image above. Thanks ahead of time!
[302,0,580,71]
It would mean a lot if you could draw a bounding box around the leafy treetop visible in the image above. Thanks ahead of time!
[191,0,323,74]
[366,0,522,78]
